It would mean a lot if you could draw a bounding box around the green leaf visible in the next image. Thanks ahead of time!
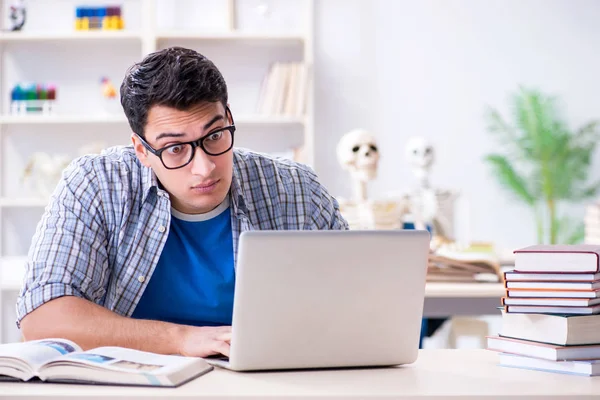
[484,154,536,205]
[483,86,600,244]
[559,221,585,245]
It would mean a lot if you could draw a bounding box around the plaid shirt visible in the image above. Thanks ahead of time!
[16,146,348,327]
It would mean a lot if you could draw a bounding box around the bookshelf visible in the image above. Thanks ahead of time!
[0,0,314,343]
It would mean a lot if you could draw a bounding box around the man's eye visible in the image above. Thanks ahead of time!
[207,131,223,141]
[167,145,184,154]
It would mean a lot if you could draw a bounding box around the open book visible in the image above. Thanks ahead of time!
[0,338,212,387]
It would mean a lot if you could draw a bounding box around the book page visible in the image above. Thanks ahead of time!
[0,338,81,370]
[43,346,203,376]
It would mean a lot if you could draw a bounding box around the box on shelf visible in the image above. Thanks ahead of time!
[75,6,124,31]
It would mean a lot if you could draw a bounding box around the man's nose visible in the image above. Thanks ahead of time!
[189,147,216,176]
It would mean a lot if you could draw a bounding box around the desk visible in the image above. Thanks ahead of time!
[424,282,505,317]
[3,350,599,399]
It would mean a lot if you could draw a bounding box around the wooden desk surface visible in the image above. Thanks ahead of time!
[3,350,599,399]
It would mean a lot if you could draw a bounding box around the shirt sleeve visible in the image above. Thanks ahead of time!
[16,157,110,328]
[303,168,349,230]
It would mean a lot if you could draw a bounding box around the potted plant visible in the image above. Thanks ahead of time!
[484,87,600,244]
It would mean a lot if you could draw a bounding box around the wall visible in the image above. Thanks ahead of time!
[314,0,600,252]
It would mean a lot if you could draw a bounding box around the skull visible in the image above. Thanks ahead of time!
[336,129,380,182]
[405,137,435,169]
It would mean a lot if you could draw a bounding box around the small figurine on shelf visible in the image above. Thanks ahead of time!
[9,0,27,31]
[100,77,117,99]
[100,76,120,114]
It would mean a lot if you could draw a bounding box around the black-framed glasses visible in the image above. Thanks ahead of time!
[137,107,236,170]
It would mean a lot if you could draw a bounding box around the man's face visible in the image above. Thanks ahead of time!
[132,102,234,214]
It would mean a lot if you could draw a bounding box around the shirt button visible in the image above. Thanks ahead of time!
[119,231,124,240]
[138,276,145,283]
[158,225,166,233]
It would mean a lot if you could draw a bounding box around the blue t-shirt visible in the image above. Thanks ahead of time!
[131,198,235,326]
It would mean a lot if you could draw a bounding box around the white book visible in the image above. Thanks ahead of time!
[514,244,600,273]
[506,281,600,290]
[499,352,600,376]
[271,62,289,115]
[256,65,273,114]
[283,63,298,115]
[260,63,281,115]
[503,297,600,307]
[504,270,600,282]
[507,289,600,298]
[488,336,600,361]
[506,303,600,315]
[294,63,308,116]
[0,338,212,387]
[500,311,600,346]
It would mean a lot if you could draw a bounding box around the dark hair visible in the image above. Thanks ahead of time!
[120,46,228,138]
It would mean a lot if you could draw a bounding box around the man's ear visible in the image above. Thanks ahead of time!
[131,133,152,168]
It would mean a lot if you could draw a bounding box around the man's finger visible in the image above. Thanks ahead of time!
[218,332,232,343]
[215,340,231,357]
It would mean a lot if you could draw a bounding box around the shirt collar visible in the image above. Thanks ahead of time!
[141,163,160,204]
[230,150,250,218]
[140,149,250,219]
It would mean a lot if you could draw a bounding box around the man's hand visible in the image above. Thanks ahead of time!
[178,325,232,357]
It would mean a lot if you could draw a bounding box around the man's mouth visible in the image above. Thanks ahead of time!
[191,180,219,192]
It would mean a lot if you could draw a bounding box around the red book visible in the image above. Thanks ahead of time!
[513,245,600,273]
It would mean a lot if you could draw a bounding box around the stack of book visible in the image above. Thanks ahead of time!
[487,244,600,376]
[256,62,310,117]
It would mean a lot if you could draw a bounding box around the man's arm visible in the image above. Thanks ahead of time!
[17,157,230,357]
[306,174,349,230]
[20,296,231,357]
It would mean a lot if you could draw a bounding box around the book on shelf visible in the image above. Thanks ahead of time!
[0,338,212,387]
[513,244,600,273]
[498,352,600,376]
[487,336,600,361]
[256,61,310,117]
[499,311,600,346]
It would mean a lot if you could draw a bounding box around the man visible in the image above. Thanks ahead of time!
[17,47,348,358]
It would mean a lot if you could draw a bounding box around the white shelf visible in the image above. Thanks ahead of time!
[156,31,305,43]
[0,198,49,207]
[0,114,128,125]
[0,257,26,290]
[0,31,143,43]
[236,115,305,125]
[0,114,304,126]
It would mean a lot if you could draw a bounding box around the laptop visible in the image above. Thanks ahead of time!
[206,229,430,371]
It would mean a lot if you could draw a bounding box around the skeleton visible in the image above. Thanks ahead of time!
[406,136,435,189]
[336,129,380,203]
[404,137,439,231]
